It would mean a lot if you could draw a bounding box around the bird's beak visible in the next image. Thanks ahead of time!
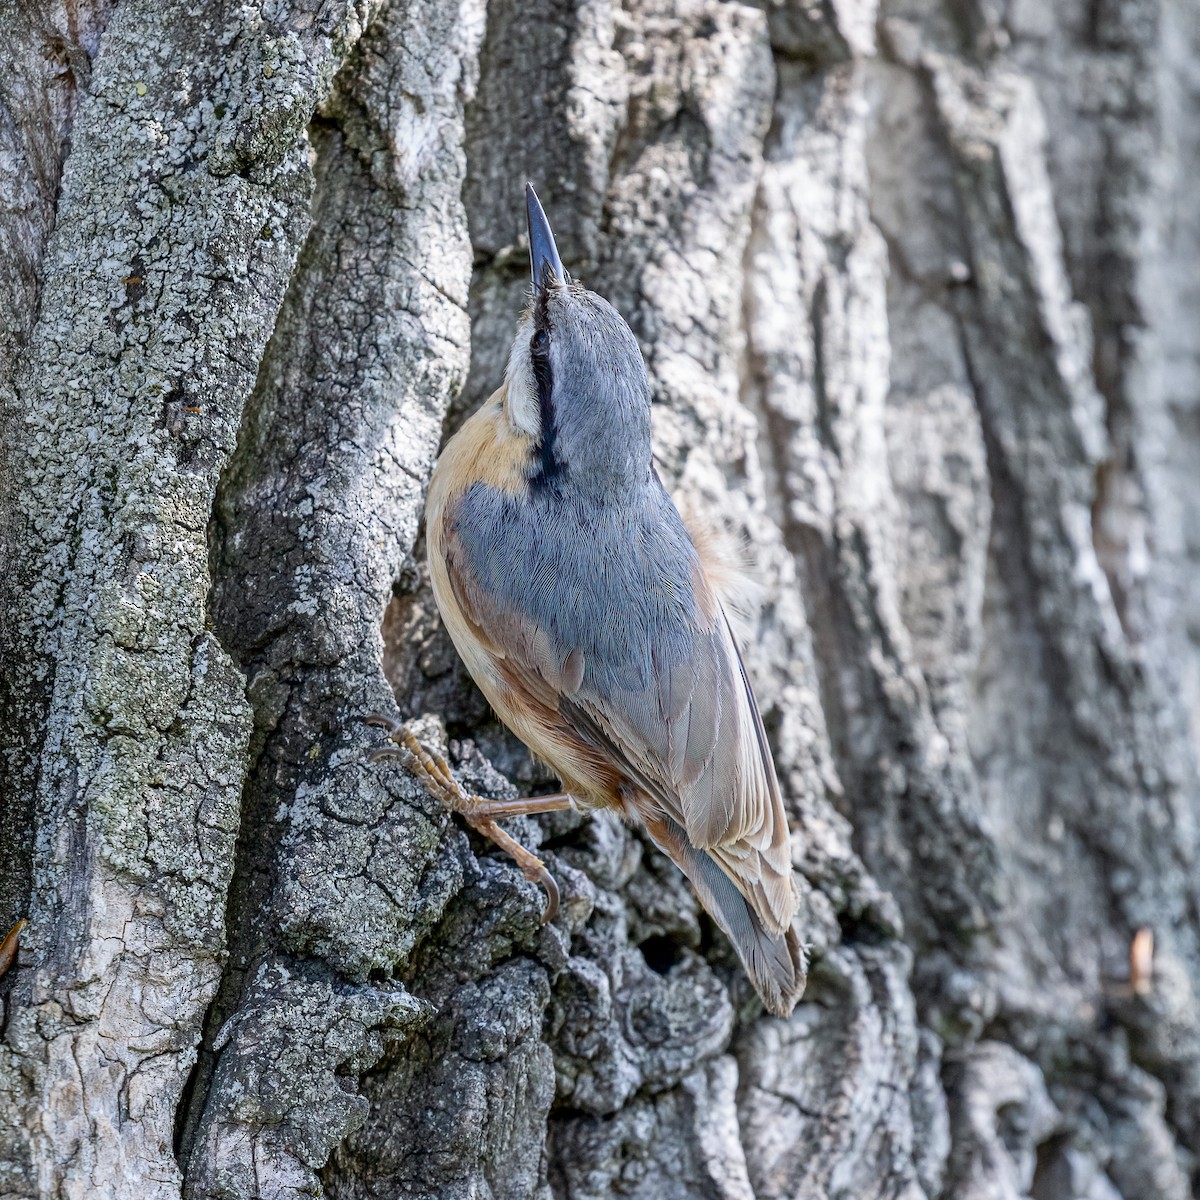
[526,183,567,289]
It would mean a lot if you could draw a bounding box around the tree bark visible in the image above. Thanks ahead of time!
[1,0,1199,1197]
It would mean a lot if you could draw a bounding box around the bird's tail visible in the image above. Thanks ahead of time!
[644,815,807,1017]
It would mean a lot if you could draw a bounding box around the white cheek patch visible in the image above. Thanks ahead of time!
[504,318,541,437]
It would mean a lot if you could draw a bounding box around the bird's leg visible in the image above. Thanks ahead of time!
[365,714,573,923]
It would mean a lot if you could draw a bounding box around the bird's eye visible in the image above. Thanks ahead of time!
[531,329,549,357]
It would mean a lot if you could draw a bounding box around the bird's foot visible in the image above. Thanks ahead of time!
[365,714,570,924]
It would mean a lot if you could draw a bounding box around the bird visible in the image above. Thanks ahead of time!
[370,184,805,1017]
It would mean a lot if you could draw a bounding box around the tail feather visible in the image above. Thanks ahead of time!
[645,815,807,1017]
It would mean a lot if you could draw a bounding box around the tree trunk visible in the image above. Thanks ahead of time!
[2,0,1199,1196]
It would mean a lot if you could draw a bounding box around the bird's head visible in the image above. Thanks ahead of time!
[502,185,653,494]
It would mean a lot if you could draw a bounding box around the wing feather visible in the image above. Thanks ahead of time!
[441,504,797,937]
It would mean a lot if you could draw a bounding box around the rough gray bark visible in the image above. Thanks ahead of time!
[1,0,1199,1197]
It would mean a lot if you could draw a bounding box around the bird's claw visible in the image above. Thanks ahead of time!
[364,711,404,736]
[365,714,560,925]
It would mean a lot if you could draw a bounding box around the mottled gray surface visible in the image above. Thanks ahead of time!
[2,0,1200,1197]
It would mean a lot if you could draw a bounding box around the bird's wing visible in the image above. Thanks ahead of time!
[442,516,797,936]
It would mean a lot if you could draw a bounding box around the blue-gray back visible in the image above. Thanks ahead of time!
[451,471,702,704]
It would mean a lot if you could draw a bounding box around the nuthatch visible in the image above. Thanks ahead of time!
[372,186,804,1017]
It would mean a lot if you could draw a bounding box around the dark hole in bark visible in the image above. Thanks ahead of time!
[1030,1131,1074,1200]
[639,934,683,975]
[836,906,891,947]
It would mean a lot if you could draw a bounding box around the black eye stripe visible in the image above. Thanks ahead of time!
[529,330,562,488]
